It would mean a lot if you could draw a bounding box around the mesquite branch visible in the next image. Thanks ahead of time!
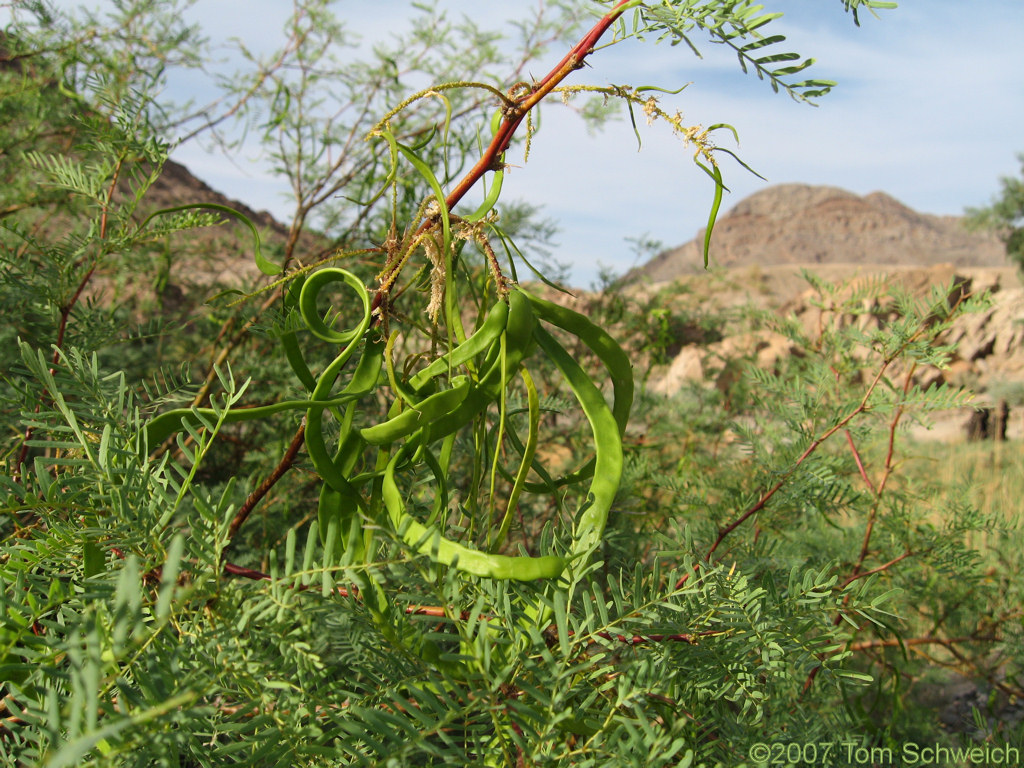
[371,0,635,315]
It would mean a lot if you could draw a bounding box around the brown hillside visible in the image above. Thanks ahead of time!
[95,158,321,311]
[138,158,300,288]
[149,159,290,241]
[632,184,1005,283]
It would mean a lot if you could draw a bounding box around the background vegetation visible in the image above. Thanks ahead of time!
[968,153,1024,274]
[2,1,1022,766]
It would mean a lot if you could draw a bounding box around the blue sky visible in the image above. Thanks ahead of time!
[66,1,1024,286]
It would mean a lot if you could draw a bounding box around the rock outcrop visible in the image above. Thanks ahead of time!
[630,184,1005,283]
[643,263,1024,440]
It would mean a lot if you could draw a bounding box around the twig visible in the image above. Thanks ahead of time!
[371,0,635,317]
[227,422,307,541]
[846,363,913,586]
[844,430,875,494]
[838,551,912,590]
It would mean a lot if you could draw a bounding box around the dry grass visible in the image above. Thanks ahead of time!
[899,438,1024,559]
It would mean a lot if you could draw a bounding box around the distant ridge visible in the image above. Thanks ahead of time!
[631,184,1005,283]
[148,158,290,239]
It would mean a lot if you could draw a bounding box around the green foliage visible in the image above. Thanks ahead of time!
[967,153,1024,272]
[599,273,1023,747]
[6,1,1022,766]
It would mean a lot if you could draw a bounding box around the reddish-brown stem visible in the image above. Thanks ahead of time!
[444,0,631,213]
[372,0,634,314]
[221,560,279,581]
[802,364,919,693]
[847,363,913,584]
[844,430,875,494]
[227,423,307,541]
[802,369,920,695]
[838,550,912,590]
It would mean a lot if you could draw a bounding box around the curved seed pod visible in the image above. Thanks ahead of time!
[279,277,317,392]
[381,289,624,579]
[137,203,281,276]
[407,296,510,392]
[144,268,378,453]
[144,394,361,453]
[318,482,369,565]
[417,289,536,445]
[381,448,567,580]
[353,296,511,452]
[532,325,623,557]
[514,288,634,490]
[303,271,379,491]
[299,268,372,345]
[359,377,471,445]
[356,291,530,453]
[306,336,384,502]
[381,329,622,578]
[523,290,633,436]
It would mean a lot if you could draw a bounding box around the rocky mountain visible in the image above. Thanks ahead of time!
[585,183,1020,440]
[631,184,1005,283]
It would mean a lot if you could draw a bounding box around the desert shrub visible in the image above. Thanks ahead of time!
[968,153,1024,273]
[6,2,1021,767]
